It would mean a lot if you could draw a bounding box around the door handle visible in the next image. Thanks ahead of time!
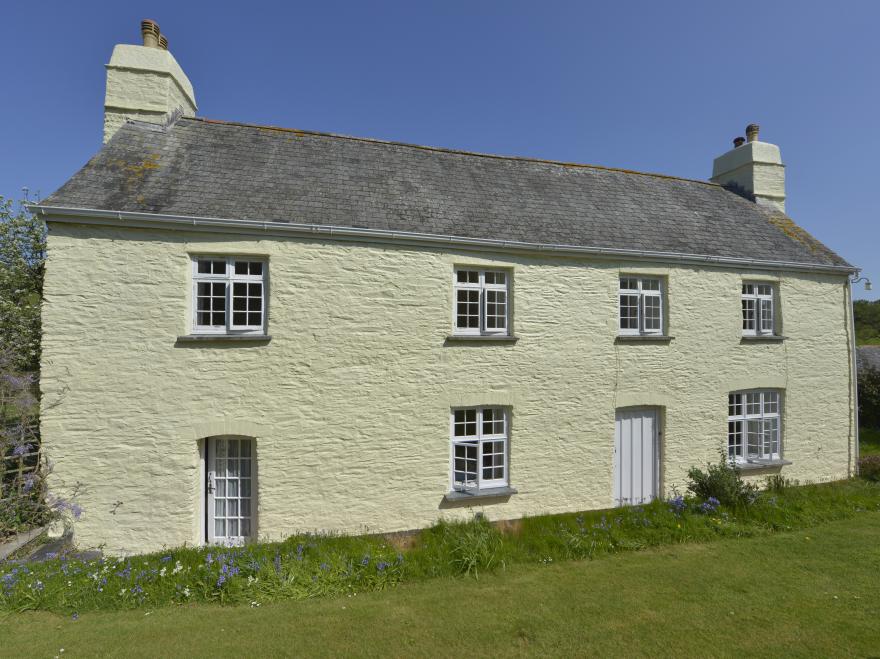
[207,475,215,494]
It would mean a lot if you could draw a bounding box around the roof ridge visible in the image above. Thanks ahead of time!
[178,116,719,188]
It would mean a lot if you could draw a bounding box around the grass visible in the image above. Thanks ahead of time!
[2,478,879,615]
[860,426,880,456]
[2,513,879,658]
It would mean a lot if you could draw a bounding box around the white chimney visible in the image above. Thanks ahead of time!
[103,20,197,143]
[710,124,786,212]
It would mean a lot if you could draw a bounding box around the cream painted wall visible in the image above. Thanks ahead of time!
[40,223,856,555]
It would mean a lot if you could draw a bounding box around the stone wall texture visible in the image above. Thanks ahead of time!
[41,222,857,555]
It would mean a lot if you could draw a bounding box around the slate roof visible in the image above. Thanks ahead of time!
[43,117,850,269]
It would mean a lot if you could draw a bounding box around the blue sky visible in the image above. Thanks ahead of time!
[2,1,877,299]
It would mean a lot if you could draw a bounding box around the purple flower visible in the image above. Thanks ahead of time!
[216,574,226,587]
[668,496,686,514]
[273,552,281,573]
[12,443,30,456]
[361,555,370,566]
[131,585,143,594]
[319,562,330,571]
[71,612,79,621]
[376,562,389,572]
[160,555,172,562]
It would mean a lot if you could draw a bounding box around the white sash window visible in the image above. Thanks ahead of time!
[742,283,775,336]
[619,277,664,335]
[453,269,509,336]
[193,257,267,335]
[451,407,508,492]
[728,391,781,463]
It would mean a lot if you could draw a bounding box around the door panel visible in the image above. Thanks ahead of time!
[207,437,254,545]
[614,409,659,506]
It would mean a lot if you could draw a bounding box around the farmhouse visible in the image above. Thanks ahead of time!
[31,21,860,555]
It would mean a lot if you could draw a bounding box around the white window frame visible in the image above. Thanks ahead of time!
[450,407,509,492]
[452,268,510,336]
[192,256,267,335]
[741,282,775,336]
[618,276,664,336]
[727,390,782,463]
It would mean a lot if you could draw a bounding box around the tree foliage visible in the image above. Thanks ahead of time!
[858,365,880,430]
[0,197,46,372]
[854,299,880,346]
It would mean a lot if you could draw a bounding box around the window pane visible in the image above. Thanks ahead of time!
[215,499,226,517]
[227,479,239,497]
[241,518,251,537]
[228,499,239,517]
[760,298,773,332]
[757,284,772,296]
[228,519,239,537]
[764,392,778,414]
[747,420,763,459]
[241,459,251,477]
[485,290,507,330]
[619,295,639,329]
[454,409,477,437]
[485,271,506,285]
[214,519,225,537]
[215,479,226,497]
[241,499,250,516]
[453,442,478,486]
[643,294,661,331]
[729,394,742,417]
[198,259,225,275]
[241,479,251,497]
[746,393,762,415]
[456,290,480,329]
[728,421,743,459]
[742,283,754,295]
[482,408,505,435]
[642,279,660,291]
[457,270,478,284]
[742,299,756,330]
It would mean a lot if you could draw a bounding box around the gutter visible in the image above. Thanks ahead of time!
[26,203,858,276]
[848,276,861,474]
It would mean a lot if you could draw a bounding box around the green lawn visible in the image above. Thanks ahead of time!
[4,513,879,658]
[861,426,880,456]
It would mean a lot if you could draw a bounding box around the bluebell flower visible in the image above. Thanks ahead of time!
[376,562,389,572]
[361,555,370,566]
[319,562,330,571]
[273,552,282,573]
[160,555,172,562]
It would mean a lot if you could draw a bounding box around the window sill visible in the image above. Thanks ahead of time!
[444,486,518,501]
[615,335,674,343]
[741,335,786,343]
[176,334,272,343]
[445,335,518,344]
[736,459,792,471]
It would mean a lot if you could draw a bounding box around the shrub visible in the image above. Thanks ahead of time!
[859,455,880,482]
[687,454,758,507]
[859,366,880,430]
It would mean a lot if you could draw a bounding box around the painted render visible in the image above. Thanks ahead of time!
[40,221,857,555]
[103,44,197,144]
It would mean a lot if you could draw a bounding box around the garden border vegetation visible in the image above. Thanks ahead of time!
[2,471,879,614]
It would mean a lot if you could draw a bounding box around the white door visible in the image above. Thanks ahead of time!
[614,409,659,506]
[207,437,255,545]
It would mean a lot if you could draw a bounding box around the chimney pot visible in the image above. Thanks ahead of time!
[159,35,169,50]
[733,136,746,148]
[745,123,760,142]
[141,19,161,48]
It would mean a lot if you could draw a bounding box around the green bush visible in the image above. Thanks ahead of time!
[859,366,880,429]
[859,455,880,482]
[687,454,759,507]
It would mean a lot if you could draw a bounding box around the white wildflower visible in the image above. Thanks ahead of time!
[159,567,167,578]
